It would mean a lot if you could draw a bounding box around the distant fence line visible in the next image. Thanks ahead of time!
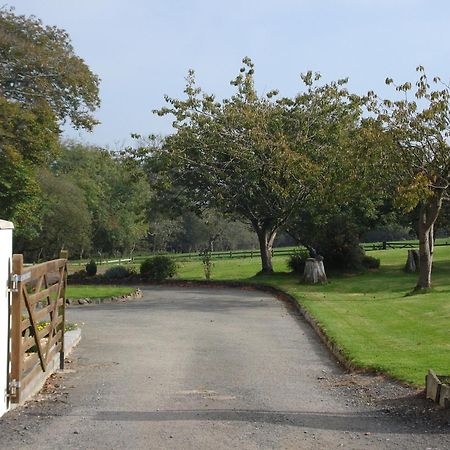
[361,241,450,252]
[68,240,450,266]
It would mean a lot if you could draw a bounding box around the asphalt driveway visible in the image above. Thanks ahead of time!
[0,287,448,449]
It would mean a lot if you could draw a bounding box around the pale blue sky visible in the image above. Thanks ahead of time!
[6,0,450,148]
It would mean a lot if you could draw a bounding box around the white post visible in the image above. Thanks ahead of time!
[0,220,13,417]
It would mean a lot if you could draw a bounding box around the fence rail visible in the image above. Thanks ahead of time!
[67,239,450,267]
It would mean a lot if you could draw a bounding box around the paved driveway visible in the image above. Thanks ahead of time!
[0,287,448,449]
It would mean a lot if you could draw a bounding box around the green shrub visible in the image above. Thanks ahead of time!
[287,249,309,274]
[85,259,97,276]
[140,256,177,280]
[362,255,380,269]
[103,265,134,279]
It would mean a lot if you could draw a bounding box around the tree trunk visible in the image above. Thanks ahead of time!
[255,226,277,274]
[303,257,327,284]
[416,198,441,290]
[405,249,419,273]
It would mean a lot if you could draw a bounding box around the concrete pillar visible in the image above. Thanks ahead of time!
[0,220,13,417]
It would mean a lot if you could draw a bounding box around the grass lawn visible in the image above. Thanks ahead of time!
[66,285,136,299]
[176,248,450,387]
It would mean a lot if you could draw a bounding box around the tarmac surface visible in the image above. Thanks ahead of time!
[0,287,448,449]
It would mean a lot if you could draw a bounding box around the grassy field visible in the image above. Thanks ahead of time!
[66,285,135,299]
[176,247,450,386]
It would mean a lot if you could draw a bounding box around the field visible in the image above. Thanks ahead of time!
[175,247,450,386]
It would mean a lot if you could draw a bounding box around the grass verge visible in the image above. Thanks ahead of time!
[176,247,450,387]
[66,285,136,299]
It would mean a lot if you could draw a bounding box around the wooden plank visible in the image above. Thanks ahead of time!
[34,298,63,322]
[28,283,60,306]
[22,352,40,373]
[24,259,66,281]
[10,254,24,403]
[23,288,46,372]
[59,251,68,370]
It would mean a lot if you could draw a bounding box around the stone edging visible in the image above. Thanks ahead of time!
[67,288,143,305]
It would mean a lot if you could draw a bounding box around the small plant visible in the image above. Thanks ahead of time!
[200,248,214,280]
[103,265,134,279]
[85,259,97,276]
[287,249,309,274]
[140,255,177,281]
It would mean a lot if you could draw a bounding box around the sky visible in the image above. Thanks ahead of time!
[5,0,450,149]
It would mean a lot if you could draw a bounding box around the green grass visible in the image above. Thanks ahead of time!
[66,285,135,299]
[176,247,450,386]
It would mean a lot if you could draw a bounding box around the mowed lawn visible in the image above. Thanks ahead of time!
[176,247,450,386]
[66,285,135,299]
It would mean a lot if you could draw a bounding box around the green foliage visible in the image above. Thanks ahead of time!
[374,66,450,288]
[361,255,380,269]
[140,256,177,280]
[103,265,135,279]
[200,249,214,280]
[0,8,100,130]
[287,249,309,274]
[143,57,364,274]
[0,8,99,241]
[85,259,97,276]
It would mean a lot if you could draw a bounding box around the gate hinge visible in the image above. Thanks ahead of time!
[7,379,20,397]
[8,272,31,292]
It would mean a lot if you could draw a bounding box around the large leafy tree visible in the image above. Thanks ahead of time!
[54,143,150,256]
[0,8,100,234]
[375,67,450,289]
[150,58,361,273]
[0,7,100,130]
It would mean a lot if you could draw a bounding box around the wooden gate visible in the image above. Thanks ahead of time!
[9,251,68,403]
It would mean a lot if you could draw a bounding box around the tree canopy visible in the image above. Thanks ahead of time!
[148,58,368,273]
[372,67,450,288]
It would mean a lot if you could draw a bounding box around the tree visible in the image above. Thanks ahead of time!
[0,7,100,130]
[150,58,360,273]
[375,67,450,289]
[0,8,100,237]
[0,96,58,233]
[53,143,150,256]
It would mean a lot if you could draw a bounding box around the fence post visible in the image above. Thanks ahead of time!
[59,250,68,370]
[0,220,13,416]
[10,253,23,405]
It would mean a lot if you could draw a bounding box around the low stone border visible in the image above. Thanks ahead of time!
[67,288,143,305]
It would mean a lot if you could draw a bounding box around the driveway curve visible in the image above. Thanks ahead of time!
[0,287,448,449]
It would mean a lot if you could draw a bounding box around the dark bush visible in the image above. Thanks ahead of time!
[68,269,87,281]
[361,255,380,269]
[103,265,135,279]
[319,242,365,272]
[85,259,97,276]
[140,256,177,280]
[287,249,309,274]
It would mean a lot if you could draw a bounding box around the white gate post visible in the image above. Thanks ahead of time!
[0,219,13,417]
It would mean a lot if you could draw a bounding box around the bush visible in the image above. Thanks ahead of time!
[287,249,309,274]
[103,265,135,279]
[140,256,177,280]
[85,259,97,276]
[362,255,380,269]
